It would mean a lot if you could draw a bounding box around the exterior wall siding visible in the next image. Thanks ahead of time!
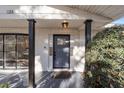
[0,27,86,71]
[0,27,100,72]
[0,27,92,82]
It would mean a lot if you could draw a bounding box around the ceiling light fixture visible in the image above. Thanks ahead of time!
[62,20,69,29]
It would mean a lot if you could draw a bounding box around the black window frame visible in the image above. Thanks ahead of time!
[0,33,29,69]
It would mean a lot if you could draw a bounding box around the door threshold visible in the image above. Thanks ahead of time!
[53,69,72,72]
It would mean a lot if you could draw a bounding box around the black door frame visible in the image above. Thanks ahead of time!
[53,34,70,69]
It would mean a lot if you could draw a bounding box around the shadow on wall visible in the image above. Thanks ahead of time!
[35,37,86,72]
[34,30,85,84]
[35,36,49,82]
[73,46,85,71]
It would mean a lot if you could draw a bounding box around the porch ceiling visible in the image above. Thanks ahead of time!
[67,5,124,20]
[0,5,124,21]
[0,5,124,30]
[50,5,124,30]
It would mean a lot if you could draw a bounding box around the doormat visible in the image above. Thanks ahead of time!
[52,71,72,79]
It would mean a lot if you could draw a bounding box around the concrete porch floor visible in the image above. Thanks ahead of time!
[36,71,83,88]
[0,70,84,88]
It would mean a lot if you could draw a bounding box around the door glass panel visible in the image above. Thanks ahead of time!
[53,35,70,68]
[4,35,16,68]
[17,35,28,68]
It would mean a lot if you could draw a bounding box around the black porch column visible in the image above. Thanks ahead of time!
[28,19,36,88]
[84,19,93,48]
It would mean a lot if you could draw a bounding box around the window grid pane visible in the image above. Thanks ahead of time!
[0,34,28,69]
[17,35,28,68]
[0,35,3,44]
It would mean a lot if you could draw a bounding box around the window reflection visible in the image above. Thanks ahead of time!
[17,35,28,68]
[4,35,16,68]
[57,38,66,45]
[0,34,28,69]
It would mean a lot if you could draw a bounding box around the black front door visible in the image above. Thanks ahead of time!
[53,35,70,68]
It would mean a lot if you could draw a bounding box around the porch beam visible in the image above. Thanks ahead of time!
[84,19,93,48]
[28,19,36,88]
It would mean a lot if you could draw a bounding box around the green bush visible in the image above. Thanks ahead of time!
[0,83,9,88]
[84,26,124,88]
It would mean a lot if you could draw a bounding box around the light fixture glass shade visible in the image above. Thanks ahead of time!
[62,21,69,29]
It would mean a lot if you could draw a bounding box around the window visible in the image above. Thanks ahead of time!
[0,33,28,69]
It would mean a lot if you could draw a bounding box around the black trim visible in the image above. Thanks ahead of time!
[84,19,93,73]
[0,33,28,35]
[84,19,92,48]
[15,35,17,69]
[53,34,70,69]
[3,35,5,69]
[0,33,28,69]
